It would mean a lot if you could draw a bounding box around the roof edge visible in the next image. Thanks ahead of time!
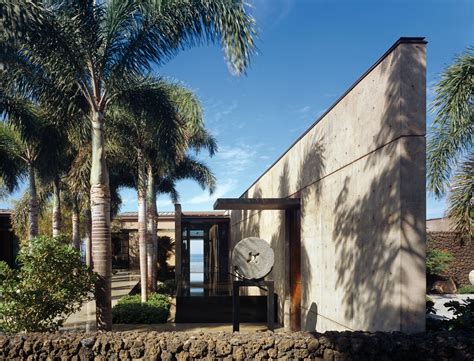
[239,36,427,198]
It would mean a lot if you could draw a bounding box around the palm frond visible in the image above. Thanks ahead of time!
[446,153,473,237]
[0,122,27,191]
[156,177,179,203]
[428,47,474,197]
[106,0,257,83]
[173,155,216,193]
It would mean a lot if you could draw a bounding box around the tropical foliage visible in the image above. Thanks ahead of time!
[426,248,453,276]
[112,292,170,324]
[427,298,474,331]
[0,236,96,332]
[427,47,473,236]
[1,0,256,330]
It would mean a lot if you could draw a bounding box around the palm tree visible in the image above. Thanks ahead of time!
[427,47,473,236]
[3,0,256,330]
[109,76,216,300]
[143,80,217,294]
[0,97,62,241]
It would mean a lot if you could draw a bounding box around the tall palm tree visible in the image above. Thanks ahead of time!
[143,80,217,293]
[0,97,61,241]
[109,76,215,300]
[428,47,473,236]
[3,0,256,330]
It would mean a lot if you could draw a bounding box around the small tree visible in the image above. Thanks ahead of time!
[157,236,175,279]
[0,236,97,332]
[426,248,454,276]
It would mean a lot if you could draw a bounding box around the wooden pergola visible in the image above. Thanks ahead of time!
[214,197,302,331]
[213,198,300,211]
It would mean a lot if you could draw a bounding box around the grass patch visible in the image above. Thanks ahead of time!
[112,292,170,324]
[458,285,474,294]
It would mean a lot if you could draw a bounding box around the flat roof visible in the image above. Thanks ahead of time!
[117,211,228,220]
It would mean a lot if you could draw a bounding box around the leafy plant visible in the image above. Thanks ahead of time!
[0,236,96,332]
[427,47,473,235]
[426,298,474,331]
[444,298,474,330]
[157,236,175,278]
[112,292,170,324]
[156,279,177,296]
[458,285,474,294]
[426,296,436,315]
[426,248,453,275]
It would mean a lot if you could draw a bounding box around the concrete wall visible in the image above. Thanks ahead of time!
[230,38,427,332]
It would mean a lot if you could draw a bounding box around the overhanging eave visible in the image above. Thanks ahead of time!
[213,198,300,210]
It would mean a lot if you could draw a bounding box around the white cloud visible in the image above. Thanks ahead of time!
[188,179,237,205]
[216,144,260,173]
[299,105,311,114]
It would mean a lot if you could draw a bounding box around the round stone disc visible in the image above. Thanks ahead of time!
[232,237,274,280]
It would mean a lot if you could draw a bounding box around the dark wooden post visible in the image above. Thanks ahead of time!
[174,204,182,286]
[233,280,274,332]
[233,281,240,332]
[267,281,274,331]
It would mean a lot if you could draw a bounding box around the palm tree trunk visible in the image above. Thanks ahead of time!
[72,197,81,250]
[90,111,112,331]
[52,176,61,237]
[137,151,148,302]
[146,164,157,292]
[28,163,39,242]
[84,207,92,267]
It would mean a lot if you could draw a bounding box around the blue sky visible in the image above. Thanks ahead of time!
[1,0,473,219]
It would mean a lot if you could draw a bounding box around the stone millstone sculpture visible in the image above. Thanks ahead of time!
[232,237,274,280]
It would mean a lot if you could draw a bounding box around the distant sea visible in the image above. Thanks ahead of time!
[190,254,204,273]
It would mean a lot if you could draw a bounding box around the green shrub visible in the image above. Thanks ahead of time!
[427,298,474,331]
[0,236,97,332]
[156,279,176,295]
[444,298,474,330]
[458,285,474,294]
[426,296,436,315]
[112,292,170,324]
[426,248,453,275]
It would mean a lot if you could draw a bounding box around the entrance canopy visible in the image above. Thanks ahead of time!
[213,198,300,210]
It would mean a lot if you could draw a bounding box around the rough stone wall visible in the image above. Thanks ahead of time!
[428,232,474,286]
[1,331,472,360]
[230,39,427,333]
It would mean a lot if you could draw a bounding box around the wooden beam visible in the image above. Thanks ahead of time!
[213,198,300,210]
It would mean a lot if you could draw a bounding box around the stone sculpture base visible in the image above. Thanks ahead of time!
[232,279,274,332]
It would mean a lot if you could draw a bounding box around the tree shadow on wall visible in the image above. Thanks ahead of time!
[269,137,326,329]
[297,136,326,330]
[331,43,426,331]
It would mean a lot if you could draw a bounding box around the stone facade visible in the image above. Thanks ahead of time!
[428,231,474,287]
[1,331,472,360]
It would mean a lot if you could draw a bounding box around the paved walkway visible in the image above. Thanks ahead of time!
[63,270,140,331]
[112,323,279,333]
[427,294,473,320]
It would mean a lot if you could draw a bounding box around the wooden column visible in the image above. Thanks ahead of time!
[174,204,182,285]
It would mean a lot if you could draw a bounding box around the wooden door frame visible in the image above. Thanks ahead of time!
[286,208,301,331]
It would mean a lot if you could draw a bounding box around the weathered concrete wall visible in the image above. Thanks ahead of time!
[230,38,427,332]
